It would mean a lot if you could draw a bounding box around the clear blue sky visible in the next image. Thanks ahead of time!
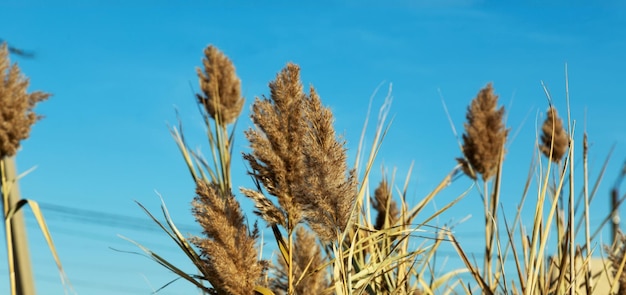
[1,1,625,294]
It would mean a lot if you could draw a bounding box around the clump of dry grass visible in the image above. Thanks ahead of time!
[540,106,569,163]
[142,42,626,295]
[457,83,508,181]
[191,181,267,295]
[196,45,244,125]
[271,226,329,295]
[0,43,50,158]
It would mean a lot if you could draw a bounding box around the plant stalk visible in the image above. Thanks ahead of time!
[1,157,35,295]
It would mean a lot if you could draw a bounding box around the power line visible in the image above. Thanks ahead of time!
[32,201,200,234]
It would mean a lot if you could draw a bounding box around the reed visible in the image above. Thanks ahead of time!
[128,45,625,295]
[0,42,71,295]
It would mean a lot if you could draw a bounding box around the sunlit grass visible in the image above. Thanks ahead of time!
[114,45,626,295]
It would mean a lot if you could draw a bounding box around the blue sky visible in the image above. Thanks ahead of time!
[1,2,625,294]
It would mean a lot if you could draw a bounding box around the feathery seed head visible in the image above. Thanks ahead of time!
[244,63,307,226]
[244,63,357,242]
[458,83,509,181]
[299,85,358,242]
[0,43,50,159]
[240,187,286,227]
[196,45,244,125]
[191,181,265,295]
[540,107,569,163]
[372,179,400,230]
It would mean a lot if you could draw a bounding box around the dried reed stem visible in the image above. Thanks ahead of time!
[458,83,508,291]
[193,45,245,195]
[0,42,50,295]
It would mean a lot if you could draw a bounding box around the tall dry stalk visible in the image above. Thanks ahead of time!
[457,83,509,292]
[448,77,623,295]
[242,63,357,294]
[172,45,244,195]
[0,42,47,295]
[126,45,276,295]
[194,45,244,195]
[0,43,70,295]
[539,105,574,291]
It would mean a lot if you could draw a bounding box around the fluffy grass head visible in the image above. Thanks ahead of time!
[191,181,266,295]
[0,43,50,158]
[196,45,244,125]
[457,83,508,181]
[244,63,357,242]
[539,106,569,163]
[371,179,399,230]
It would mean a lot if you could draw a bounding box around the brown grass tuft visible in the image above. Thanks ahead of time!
[298,86,358,242]
[539,107,569,163]
[371,179,399,230]
[191,181,266,295]
[0,43,50,159]
[196,45,244,125]
[271,226,329,295]
[243,63,308,227]
[457,83,509,181]
[244,63,357,242]
[240,187,286,228]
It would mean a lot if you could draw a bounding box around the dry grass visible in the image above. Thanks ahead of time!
[540,107,569,163]
[271,226,330,295]
[191,181,266,295]
[0,42,71,295]
[126,45,626,295]
[455,82,508,293]
[457,82,508,182]
[196,45,244,125]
